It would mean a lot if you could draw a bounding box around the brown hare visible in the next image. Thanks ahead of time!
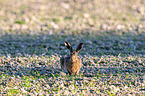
[60,41,83,75]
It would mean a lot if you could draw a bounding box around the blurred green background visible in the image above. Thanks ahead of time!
[0,0,145,56]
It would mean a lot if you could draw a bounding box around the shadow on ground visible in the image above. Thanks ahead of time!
[0,29,144,57]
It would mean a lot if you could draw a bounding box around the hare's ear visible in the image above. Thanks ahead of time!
[64,41,73,52]
[76,43,83,52]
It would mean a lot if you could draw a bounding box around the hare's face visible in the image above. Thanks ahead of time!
[64,41,83,61]
[70,51,78,61]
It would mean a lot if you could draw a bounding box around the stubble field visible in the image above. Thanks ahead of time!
[0,0,145,95]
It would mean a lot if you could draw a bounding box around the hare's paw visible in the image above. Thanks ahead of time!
[76,69,80,74]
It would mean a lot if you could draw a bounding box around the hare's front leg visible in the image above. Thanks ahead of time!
[75,69,80,75]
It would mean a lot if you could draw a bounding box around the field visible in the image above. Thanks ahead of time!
[0,0,145,95]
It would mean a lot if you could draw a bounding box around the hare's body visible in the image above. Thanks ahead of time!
[60,41,83,75]
[65,56,82,75]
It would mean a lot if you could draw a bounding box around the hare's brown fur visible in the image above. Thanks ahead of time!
[60,41,83,75]
[64,56,82,75]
